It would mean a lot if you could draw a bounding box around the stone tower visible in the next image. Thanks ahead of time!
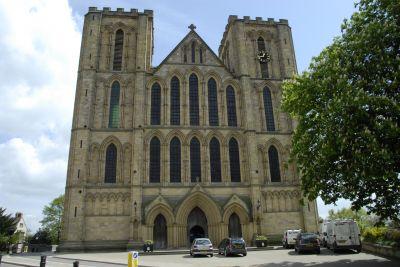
[60,8,318,251]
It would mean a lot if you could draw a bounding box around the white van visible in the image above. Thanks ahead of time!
[282,229,301,248]
[326,219,362,253]
[319,220,330,247]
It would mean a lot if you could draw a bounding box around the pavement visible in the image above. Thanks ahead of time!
[1,247,400,267]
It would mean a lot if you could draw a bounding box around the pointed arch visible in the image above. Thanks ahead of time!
[209,137,222,182]
[175,191,221,224]
[228,137,241,182]
[149,137,161,183]
[170,76,180,125]
[184,130,205,147]
[170,137,181,183]
[165,129,185,145]
[113,29,124,71]
[108,81,120,128]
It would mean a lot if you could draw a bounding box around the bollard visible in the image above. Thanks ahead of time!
[73,260,79,267]
[40,255,46,267]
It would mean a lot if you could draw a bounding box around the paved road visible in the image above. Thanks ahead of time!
[2,248,400,267]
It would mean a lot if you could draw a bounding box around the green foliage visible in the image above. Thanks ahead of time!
[29,229,52,245]
[363,227,400,247]
[39,194,64,244]
[327,207,378,233]
[282,0,400,222]
[0,207,17,250]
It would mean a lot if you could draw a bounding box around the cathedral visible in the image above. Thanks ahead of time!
[60,7,319,251]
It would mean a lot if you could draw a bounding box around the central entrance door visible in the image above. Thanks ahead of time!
[153,214,167,249]
[187,207,208,245]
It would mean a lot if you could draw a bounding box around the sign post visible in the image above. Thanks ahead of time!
[128,251,139,267]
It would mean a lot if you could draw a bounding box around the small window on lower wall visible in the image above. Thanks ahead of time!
[74,207,77,217]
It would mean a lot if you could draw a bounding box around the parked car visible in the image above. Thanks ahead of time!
[218,238,247,257]
[190,238,214,257]
[326,219,362,253]
[294,233,320,254]
[282,229,301,248]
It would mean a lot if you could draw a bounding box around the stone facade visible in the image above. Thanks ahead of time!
[59,7,318,251]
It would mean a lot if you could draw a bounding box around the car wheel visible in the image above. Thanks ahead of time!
[316,249,321,254]
[285,241,289,249]
[210,254,214,257]
[294,246,297,252]
[243,253,247,257]
[190,251,193,256]
[333,242,337,253]
[356,246,362,253]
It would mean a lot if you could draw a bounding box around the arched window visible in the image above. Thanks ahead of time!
[263,87,275,131]
[108,81,120,128]
[199,48,203,63]
[207,78,219,126]
[104,144,117,183]
[257,37,269,78]
[190,137,201,182]
[170,77,180,125]
[268,145,281,182]
[226,86,237,127]
[149,137,161,183]
[229,138,241,182]
[113,29,124,71]
[189,74,199,125]
[150,83,161,125]
[210,137,221,182]
[191,41,196,63]
[170,137,181,183]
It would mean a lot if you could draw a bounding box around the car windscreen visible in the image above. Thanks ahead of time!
[288,231,300,236]
[232,239,245,244]
[301,234,318,241]
[196,239,211,245]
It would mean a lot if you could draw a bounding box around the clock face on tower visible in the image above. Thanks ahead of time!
[257,50,271,63]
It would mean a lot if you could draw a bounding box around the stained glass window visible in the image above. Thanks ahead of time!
[170,137,181,183]
[105,144,117,183]
[151,83,161,125]
[108,81,120,128]
[263,87,275,131]
[268,145,281,182]
[149,137,160,183]
[208,78,219,126]
[189,74,199,125]
[113,29,124,71]
[226,86,237,127]
[210,137,221,182]
[190,137,201,182]
[229,138,241,182]
[170,77,180,125]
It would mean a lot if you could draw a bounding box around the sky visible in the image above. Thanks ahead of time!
[0,0,356,233]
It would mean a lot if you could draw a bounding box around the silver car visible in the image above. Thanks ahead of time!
[190,238,214,257]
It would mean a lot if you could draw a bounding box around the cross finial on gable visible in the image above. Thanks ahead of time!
[188,24,196,31]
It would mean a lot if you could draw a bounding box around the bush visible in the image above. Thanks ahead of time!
[363,227,400,247]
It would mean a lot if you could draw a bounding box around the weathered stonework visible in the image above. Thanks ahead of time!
[59,7,318,251]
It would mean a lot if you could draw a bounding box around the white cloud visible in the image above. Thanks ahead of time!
[0,0,81,232]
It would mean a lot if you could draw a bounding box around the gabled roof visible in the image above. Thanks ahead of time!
[154,27,230,72]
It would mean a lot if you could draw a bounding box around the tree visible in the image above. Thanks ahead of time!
[0,207,17,251]
[40,195,64,244]
[282,0,400,222]
[327,207,379,233]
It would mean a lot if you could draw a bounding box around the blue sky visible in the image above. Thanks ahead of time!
[0,0,356,232]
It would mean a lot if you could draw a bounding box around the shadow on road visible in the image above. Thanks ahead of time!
[250,259,399,267]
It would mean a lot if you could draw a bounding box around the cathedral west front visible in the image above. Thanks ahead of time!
[60,7,319,251]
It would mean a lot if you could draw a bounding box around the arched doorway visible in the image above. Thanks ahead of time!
[187,207,208,245]
[153,214,167,249]
[228,213,242,238]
